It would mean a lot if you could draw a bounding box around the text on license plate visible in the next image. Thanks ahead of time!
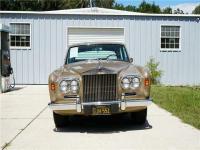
[92,105,111,115]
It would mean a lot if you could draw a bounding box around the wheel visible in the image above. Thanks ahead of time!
[53,112,69,128]
[130,108,147,124]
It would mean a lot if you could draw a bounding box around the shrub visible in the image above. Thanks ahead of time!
[146,58,163,84]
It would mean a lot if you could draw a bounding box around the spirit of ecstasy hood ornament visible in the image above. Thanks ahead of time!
[97,58,103,70]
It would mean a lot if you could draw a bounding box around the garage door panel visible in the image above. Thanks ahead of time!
[68,28,124,46]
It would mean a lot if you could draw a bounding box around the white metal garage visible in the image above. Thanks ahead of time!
[1,7,200,85]
[68,28,125,46]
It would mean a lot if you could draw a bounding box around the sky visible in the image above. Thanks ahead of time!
[116,0,200,13]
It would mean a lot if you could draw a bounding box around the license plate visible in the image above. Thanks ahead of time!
[92,105,111,115]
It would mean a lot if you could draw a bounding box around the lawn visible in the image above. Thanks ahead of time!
[151,85,200,129]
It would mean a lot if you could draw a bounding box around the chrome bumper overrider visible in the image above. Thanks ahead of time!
[48,98,153,112]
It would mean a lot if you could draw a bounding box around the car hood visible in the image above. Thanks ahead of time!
[61,60,142,76]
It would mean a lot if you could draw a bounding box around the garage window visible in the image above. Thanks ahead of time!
[10,23,31,49]
[161,26,180,50]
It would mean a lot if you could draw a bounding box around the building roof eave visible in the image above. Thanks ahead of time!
[0,7,200,17]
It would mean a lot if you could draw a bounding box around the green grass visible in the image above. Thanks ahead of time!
[151,85,200,129]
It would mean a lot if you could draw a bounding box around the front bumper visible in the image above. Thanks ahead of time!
[48,98,152,113]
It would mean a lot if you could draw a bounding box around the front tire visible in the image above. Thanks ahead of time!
[53,112,69,128]
[130,108,147,124]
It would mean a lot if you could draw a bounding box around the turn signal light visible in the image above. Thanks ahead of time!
[50,83,56,91]
[144,78,150,86]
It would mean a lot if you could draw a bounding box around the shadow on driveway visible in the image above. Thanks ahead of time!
[54,114,152,134]
[5,86,25,93]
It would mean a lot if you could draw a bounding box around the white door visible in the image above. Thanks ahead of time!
[68,28,124,46]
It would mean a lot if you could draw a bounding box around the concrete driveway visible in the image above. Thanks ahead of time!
[0,85,200,150]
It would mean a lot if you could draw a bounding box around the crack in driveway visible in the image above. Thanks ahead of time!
[1,106,47,150]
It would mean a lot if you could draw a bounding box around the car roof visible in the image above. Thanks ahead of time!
[68,42,125,48]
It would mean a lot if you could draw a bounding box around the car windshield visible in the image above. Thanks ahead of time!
[66,44,129,64]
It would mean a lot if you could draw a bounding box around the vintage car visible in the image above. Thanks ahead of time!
[48,42,152,127]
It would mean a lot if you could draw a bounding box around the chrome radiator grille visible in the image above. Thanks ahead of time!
[83,74,117,102]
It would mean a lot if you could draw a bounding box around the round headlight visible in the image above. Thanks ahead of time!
[131,77,140,88]
[122,78,130,89]
[59,80,69,92]
[70,80,79,93]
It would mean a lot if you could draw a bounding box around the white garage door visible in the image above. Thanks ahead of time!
[68,28,124,46]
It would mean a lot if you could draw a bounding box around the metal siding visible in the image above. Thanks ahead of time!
[192,19,200,85]
[196,19,200,85]
[128,16,134,57]
[33,16,40,84]
[39,17,46,84]
[1,14,200,85]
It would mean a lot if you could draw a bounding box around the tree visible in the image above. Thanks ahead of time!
[57,0,89,9]
[162,7,172,14]
[0,0,15,10]
[94,0,115,8]
[0,0,115,11]
[151,2,161,13]
[60,0,115,9]
[113,3,125,10]
[0,0,42,11]
[174,8,184,14]
[39,0,65,11]
[138,1,161,13]
[113,4,137,12]
[0,0,164,13]
[125,5,137,12]
[192,4,200,14]
[138,1,152,13]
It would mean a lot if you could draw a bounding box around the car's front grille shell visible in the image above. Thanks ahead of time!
[83,74,117,102]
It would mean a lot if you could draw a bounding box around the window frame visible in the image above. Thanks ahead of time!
[9,22,31,49]
[160,24,181,52]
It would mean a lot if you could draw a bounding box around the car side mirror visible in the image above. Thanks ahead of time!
[129,58,133,63]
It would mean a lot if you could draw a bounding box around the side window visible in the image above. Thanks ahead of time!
[161,26,180,50]
[10,23,31,49]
